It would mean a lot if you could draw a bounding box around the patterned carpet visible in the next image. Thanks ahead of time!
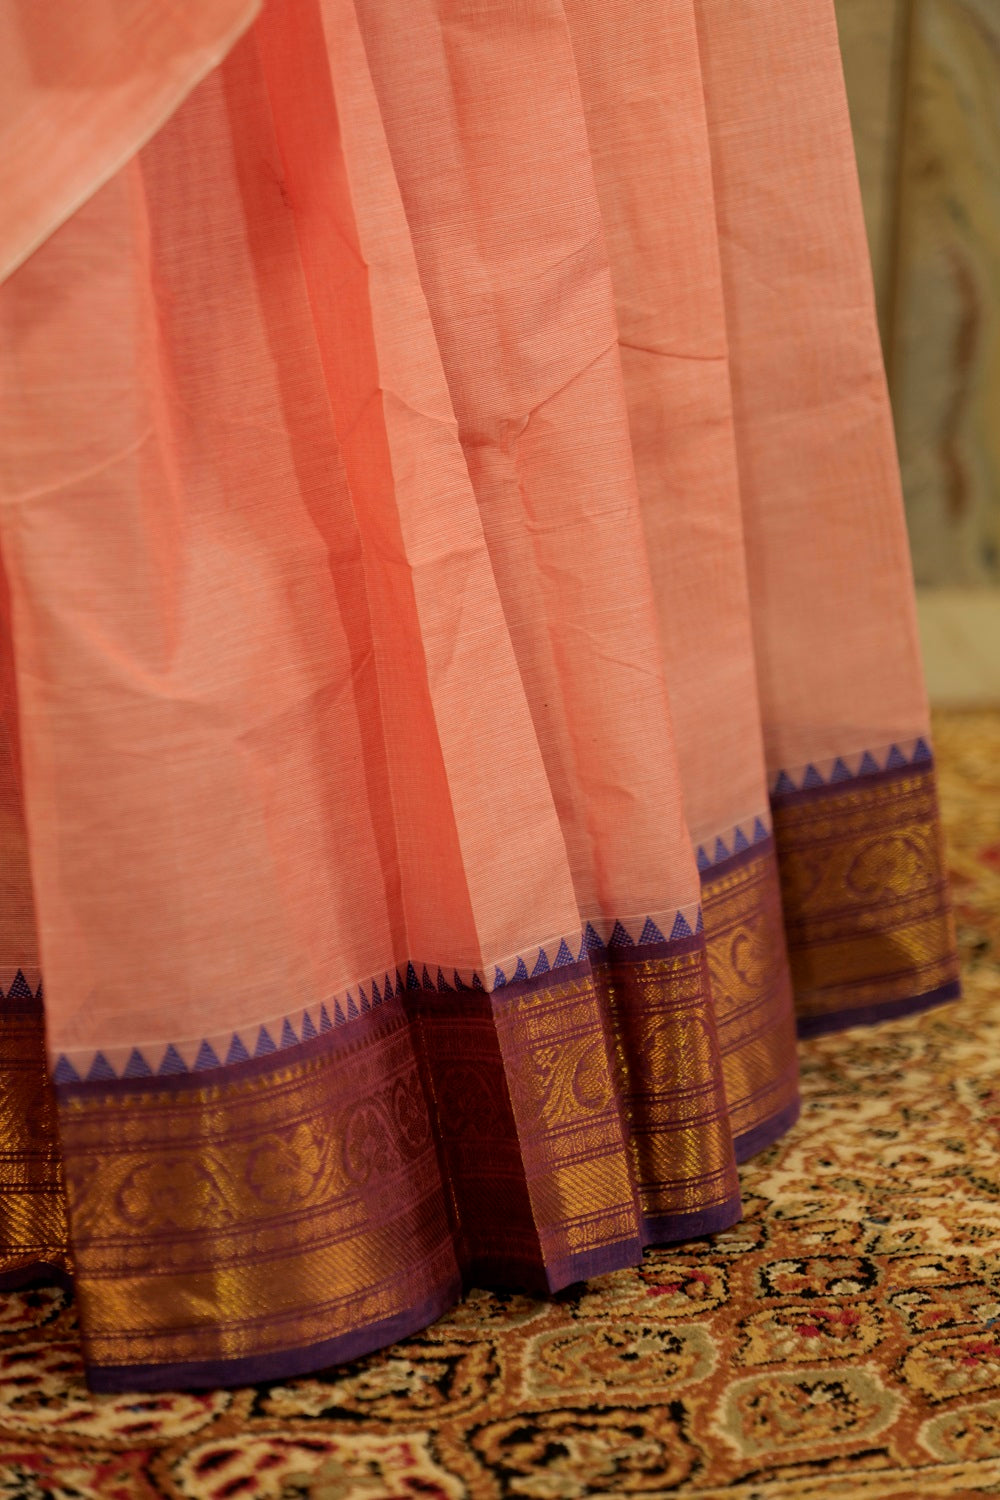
[2,710,1000,1500]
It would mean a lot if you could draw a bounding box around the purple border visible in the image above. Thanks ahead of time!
[733,1094,801,1163]
[56,995,409,1101]
[642,1194,743,1247]
[700,834,775,885]
[54,932,708,1098]
[85,1277,463,1394]
[771,753,935,811]
[796,978,961,1040]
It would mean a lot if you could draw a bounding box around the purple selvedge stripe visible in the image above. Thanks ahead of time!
[85,1276,463,1395]
[542,1236,646,1294]
[641,1192,743,1247]
[54,994,410,1101]
[54,932,706,1092]
[733,1093,801,1164]
[700,833,776,884]
[770,752,936,811]
[796,977,962,1040]
[0,1260,74,1296]
[487,930,706,1007]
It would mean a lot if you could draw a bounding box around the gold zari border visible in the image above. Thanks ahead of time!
[772,764,960,1025]
[701,840,798,1148]
[0,985,71,1285]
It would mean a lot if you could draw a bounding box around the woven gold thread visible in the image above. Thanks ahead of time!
[773,766,960,1021]
[0,993,71,1283]
[56,947,751,1374]
[701,843,798,1143]
[494,974,642,1266]
[57,1008,459,1371]
[600,947,739,1223]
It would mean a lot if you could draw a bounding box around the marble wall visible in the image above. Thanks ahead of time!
[835,0,1000,587]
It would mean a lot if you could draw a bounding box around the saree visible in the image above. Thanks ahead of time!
[0,0,959,1392]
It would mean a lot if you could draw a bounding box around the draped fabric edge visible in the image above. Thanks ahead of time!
[0,0,263,284]
[0,0,961,1393]
[0,754,958,1391]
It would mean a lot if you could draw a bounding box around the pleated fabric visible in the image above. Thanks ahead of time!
[0,0,958,1390]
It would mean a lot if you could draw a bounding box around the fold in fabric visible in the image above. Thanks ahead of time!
[0,0,959,1390]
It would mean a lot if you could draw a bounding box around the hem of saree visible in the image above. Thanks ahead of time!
[80,1192,756,1392]
[772,754,960,1031]
[641,1196,743,1247]
[795,977,962,1039]
[84,1277,463,1394]
[0,1259,74,1295]
[732,1094,801,1163]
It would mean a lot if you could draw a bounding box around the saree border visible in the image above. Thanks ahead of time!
[699,836,800,1161]
[48,929,744,1390]
[771,754,961,1036]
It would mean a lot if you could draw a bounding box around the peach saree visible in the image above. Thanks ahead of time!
[0,0,959,1390]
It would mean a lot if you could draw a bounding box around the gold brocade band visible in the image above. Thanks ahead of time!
[45,934,743,1389]
[58,1002,461,1388]
[0,974,71,1287]
[700,839,799,1156]
[772,760,961,1034]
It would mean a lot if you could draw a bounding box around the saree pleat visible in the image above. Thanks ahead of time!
[0,0,958,1389]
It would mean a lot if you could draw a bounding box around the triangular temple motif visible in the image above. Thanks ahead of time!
[733,826,750,853]
[859,751,880,776]
[912,737,932,763]
[493,966,508,989]
[123,1048,153,1078]
[773,770,797,797]
[694,908,705,933]
[802,764,825,789]
[830,757,853,782]
[254,1028,277,1057]
[608,920,634,949]
[333,1001,347,1027]
[696,845,712,873]
[580,923,604,957]
[53,1056,80,1084]
[670,912,694,940]
[513,956,529,983]
[886,744,908,769]
[300,1012,317,1041]
[472,972,486,990]
[279,1019,298,1049]
[159,1044,188,1076]
[555,939,576,967]
[319,1004,333,1032]
[753,817,769,843]
[346,992,360,1021]
[371,977,382,1006]
[713,836,729,864]
[86,1051,117,1082]
[406,962,420,991]
[639,917,666,945]
[531,948,550,977]
[194,1041,221,1071]
[357,985,369,1011]
[226,1034,251,1064]
[436,968,452,993]
[421,966,434,991]
[7,970,34,1001]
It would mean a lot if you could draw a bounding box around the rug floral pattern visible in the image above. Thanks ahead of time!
[2,710,1000,1498]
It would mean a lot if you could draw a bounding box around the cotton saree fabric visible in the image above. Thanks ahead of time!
[0,0,959,1391]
